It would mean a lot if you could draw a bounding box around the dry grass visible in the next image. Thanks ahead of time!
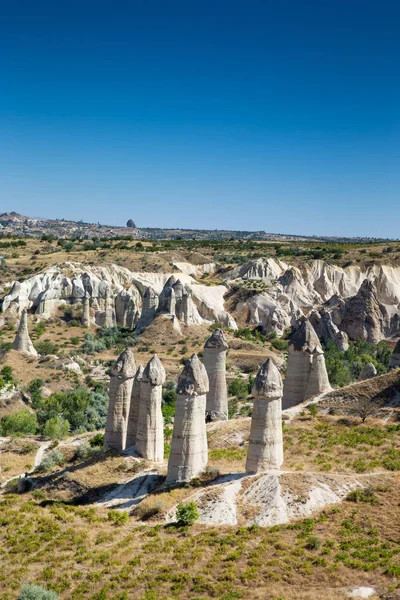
[0,438,39,480]
[0,476,399,599]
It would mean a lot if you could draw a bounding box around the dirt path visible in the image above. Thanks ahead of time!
[0,440,52,489]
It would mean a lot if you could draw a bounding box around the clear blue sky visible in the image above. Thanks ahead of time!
[0,1,399,237]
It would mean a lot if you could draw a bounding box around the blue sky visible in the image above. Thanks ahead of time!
[0,0,399,237]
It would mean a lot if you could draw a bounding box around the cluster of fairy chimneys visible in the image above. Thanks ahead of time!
[79,276,198,331]
[103,328,287,483]
[103,328,230,484]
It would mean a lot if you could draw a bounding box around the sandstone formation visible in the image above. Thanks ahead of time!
[81,295,91,327]
[12,309,38,357]
[309,308,349,351]
[359,362,377,380]
[246,359,283,472]
[136,287,159,331]
[332,280,397,344]
[104,348,136,451]
[166,354,209,484]
[389,339,400,369]
[204,329,229,421]
[135,355,166,462]
[125,364,144,448]
[282,318,330,409]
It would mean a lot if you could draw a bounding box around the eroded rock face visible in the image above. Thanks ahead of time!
[166,355,209,484]
[125,364,144,449]
[309,308,349,351]
[136,287,159,331]
[204,329,229,421]
[333,279,397,344]
[135,356,166,462]
[389,339,400,370]
[104,348,136,451]
[246,359,283,472]
[282,318,330,409]
[12,309,38,357]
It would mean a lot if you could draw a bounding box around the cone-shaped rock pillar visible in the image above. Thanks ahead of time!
[81,295,91,327]
[137,287,159,331]
[135,355,166,462]
[158,276,177,313]
[246,359,283,473]
[389,339,400,370]
[166,354,209,484]
[305,347,331,397]
[104,348,136,451]
[125,364,144,448]
[204,329,229,421]
[12,310,38,357]
[282,317,330,409]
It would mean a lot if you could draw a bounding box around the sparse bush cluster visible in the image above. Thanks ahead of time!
[82,326,137,354]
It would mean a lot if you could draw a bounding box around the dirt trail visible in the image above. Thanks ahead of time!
[0,440,52,489]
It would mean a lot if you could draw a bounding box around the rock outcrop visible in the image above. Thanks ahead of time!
[389,339,400,369]
[104,348,136,451]
[135,356,166,462]
[332,279,397,344]
[166,354,209,484]
[125,364,144,449]
[246,359,283,472]
[204,329,229,421]
[136,287,159,331]
[282,318,330,409]
[309,308,349,351]
[359,362,377,380]
[12,309,38,357]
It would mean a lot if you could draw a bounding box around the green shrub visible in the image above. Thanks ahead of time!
[37,449,65,472]
[89,432,104,447]
[108,510,129,526]
[35,339,57,355]
[1,365,13,383]
[271,338,288,351]
[74,441,101,461]
[162,381,177,424]
[43,416,70,439]
[18,584,59,600]
[34,322,46,337]
[36,386,108,434]
[1,410,37,436]
[176,501,199,526]
[228,378,249,400]
[27,378,44,408]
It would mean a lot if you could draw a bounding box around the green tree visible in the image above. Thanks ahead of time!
[43,416,70,439]
[1,409,37,436]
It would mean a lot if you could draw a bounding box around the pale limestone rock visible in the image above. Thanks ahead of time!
[282,317,330,409]
[158,276,177,313]
[204,329,229,421]
[389,339,400,369]
[359,362,377,380]
[125,364,144,448]
[166,354,209,484]
[104,348,136,451]
[305,347,331,397]
[246,359,283,472]
[103,289,116,328]
[173,280,184,320]
[137,286,159,331]
[135,355,166,462]
[12,309,38,357]
[81,295,91,327]
[182,285,195,325]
